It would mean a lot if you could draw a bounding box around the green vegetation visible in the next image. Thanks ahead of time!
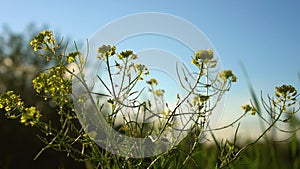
[0,29,299,168]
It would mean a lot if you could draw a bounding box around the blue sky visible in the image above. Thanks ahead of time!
[1,0,300,139]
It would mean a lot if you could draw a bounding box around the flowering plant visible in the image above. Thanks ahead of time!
[0,30,299,168]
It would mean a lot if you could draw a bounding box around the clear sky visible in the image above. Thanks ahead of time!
[1,0,300,139]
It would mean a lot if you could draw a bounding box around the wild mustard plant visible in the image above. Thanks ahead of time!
[214,84,300,169]
[0,30,299,169]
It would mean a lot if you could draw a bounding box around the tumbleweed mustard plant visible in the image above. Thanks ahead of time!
[0,30,299,169]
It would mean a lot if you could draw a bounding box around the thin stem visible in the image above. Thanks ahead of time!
[106,55,116,97]
[117,58,128,98]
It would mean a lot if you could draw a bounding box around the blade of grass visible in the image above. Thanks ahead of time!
[240,63,261,114]
[240,62,266,136]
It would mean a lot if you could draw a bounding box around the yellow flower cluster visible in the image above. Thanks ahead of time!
[67,51,80,63]
[192,49,214,66]
[134,63,149,78]
[0,91,24,112]
[241,104,257,115]
[32,66,72,103]
[146,78,158,86]
[0,91,41,126]
[30,30,55,52]
[275,84,297,101]
[20,107,42,126]
[97,45,116,59]
[118,50,133,59]
[218,70,237,82]
[273,85,298,113]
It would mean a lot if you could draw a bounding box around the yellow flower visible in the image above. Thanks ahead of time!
[218,70,237,82]
[191,58,199,66]
[20,115,27,124]
[134,64,147,73]
[5,106,11,111]
[97,45,116,59]
[20,107,41,126]
[194,49,214,61]
[241,104,252,114]
[137,76,144,81]
[118,50,133,59]
[130,53,138,60]
[146,78,158,86]
[251,107,257,115]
